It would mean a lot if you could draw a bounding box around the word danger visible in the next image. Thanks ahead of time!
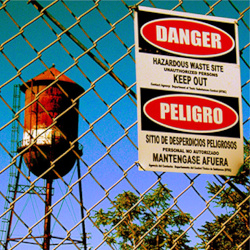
[156,25,221,48]
[143,95,238,133]
[141,18,234,57]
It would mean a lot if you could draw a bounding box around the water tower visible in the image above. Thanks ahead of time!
[18,66,84,180]
[5,67,86,249]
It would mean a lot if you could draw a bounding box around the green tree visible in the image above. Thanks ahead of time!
[197,141,250,249]
[93,184,193,249]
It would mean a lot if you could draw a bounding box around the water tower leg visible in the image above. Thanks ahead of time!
[4,156,22,250]
[77,159,87,250]
[43,178,52,250]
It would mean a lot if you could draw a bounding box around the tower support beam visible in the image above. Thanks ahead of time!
[43,178,52,250]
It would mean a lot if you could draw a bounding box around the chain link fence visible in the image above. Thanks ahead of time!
[0,0,249,249]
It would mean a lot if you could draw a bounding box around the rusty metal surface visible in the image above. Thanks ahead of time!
[19,67,84,179]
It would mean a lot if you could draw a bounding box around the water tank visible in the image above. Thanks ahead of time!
[18,67,84,179]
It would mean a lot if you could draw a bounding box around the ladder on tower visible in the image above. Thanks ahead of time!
[0,84,21,245]
[0,85,55,248]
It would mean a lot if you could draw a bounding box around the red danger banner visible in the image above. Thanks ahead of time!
[135,6,243,176]
[141,19,235,58]
[140,89,240,138]
[143,93,238,133]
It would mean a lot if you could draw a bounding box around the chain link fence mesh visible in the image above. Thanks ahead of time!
[0,0,249,249]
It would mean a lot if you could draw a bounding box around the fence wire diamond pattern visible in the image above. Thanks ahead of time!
[0,0,249,249]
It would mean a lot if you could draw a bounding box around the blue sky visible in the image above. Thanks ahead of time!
[0,0,249,249]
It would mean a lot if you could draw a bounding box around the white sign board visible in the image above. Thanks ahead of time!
[135,6,243,175]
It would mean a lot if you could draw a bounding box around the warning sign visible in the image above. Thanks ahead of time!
[134,6,243,175]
